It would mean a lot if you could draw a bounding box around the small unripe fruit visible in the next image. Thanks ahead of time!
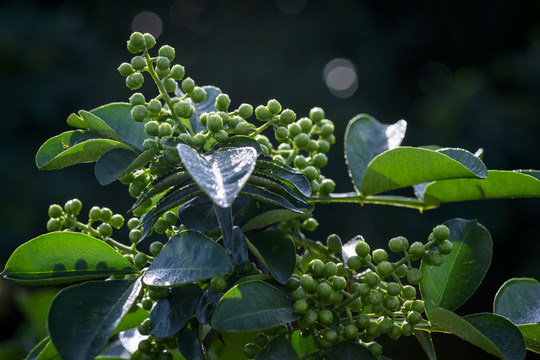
[255,105,271,121]
[302,217,318,231]
[355,314,370,328]
[110,214,124,229]
[154,219,169,234]
[311,153,328,168]
[181,77,195,94]
[364,272,380,287]
[389,236,409,252]
[293,299,308,314]
[118,62,134,77]
[309,259,325,276]
[147,99,162,115]
[100,207,113,222]
[293,155,308,170]
[237,103,253,119]
[438,239,453,255]
[144,121,160,136]
[386,282,402,296]
[279,109,296,125]
[302,309,318,325]
[291,287,306,301]
[267,99,282,115]
[320,123,335,136]
[317,282,333,298]
[383,295,400,311]
[190,87,207,104]
[169,64,185,80]
[294,133,310,149]
[309,107,325,122]
[48,204,64,218]
[193,133,207,147]
[402,285,417,300]
[131,105,148,122]
[131,56,147,71]
[318,309,333,325]
[401,321,414,336]
[286,275,300,291]
[409,241,425,260]
[143,33,156,49]
[298,117,313,133]
[129,93,146,106]
[210,276,227,292]
[346,255,362,270]
[134,253,148,267]
[142,138,157,151]
[158,45,175,61]
[98,223,113,237]
[317,139,331,153]
[158,123,174,137]
[126,72,144,90]
[47,218,62,232]
[376,261,394,278]
[164,78,177,93]
[235,121,251,135]
[215,93,231,111]
[300,274,317,293]
[129,32,145,49]
[355,240,370,257]
[89,206,101,220]
[149,241,164,256]
[303,166,318,181]
[319,178,336,195]
[407,268,423,284]
[432,225,450,242]
[206,114,223,132]
[332,276,347,291]
[326,234,342,252]
[213,129,228,143]
[372,249,388,264]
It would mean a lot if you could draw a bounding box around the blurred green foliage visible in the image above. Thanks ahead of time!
[0,0,539,358]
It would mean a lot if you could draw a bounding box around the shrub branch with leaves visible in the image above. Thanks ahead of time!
[2,32,540,360]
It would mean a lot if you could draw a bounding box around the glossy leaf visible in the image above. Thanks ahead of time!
[494,277,540,326]
[118,327,145,355]
[324,342,378,360]
[415,331,437,360]
[420,219,492,317]
[430,308,526,360]
[255,159,312,197]
[247,231,296,284]
[94,148,139,185]
[176,317,206,360]
[144,230,233,287]
[422,170,540,206]
[34,340,60,360]
[26,337,55,360]
[132,171,192,211]
[89,102,151,151]
[149,284,202,338]
[2,232,138,284]
[36,130,131,170]
[179,85,221,133]
[66,112,88,128]
[344,114,407,192]
[79,110,125,143]
[48,278,142,360]
[255,331,320,360]
[177,143,258,207]
[360,147,487,196]
[211,280,299,331]
[248,174,312,210]
[210,135,262,154]
[240,183,305,214]
[517,323,540,353]
[242,209,303,232]
[113,306,149,335]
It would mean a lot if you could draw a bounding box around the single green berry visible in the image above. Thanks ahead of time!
[98,223,113,237]
[302,309,318,325]
[407,310,423,325]
[317,282,333,298]
[365,321,380,337]
[110,214,124,229]
[266,99,281,115]
[118,62,134,77]
[298,117,313,133]
[154,219,169,234]
[64,199,81,215]
[355,239,370,257]
[156,56,171,71]
[300,274,317,293]
[320,123,335,137]
[213,129,228,143]
[279,109,296,125]
[127,41,140,54]
[158,123,174,137]
[174,100,193,118]
[389,324,402,339]
[372,249,388,264]
[156,67,170,79]
[162,211,177,226]
[303,166,318,181]
[138,339,153,353]
[343,324,359,340]
[131,55,147,71]
[131,104,149,122]
[311,153,328,168]
[142,138,157,151]
[438,239,453,254]
[287,122,302,138]
[332,276,347,291]
[294,133,310,149]
[169,64,185,80]
[47,218,62,232]
[293,299,309,314]
[293,155,308,170]
[129,93,146,106]
[190,86,207,104]
[431,252,444,266]
[386,282,402,296]
[309,107,325,122]
[143,33,156,49]
[149,241,164,256]
[409,241,425,260]
[318,309,333,325]
[388,236,408,252]
[286,275,300,291]
[407,268,423,284]
[164,78,177,93]
[383,295,400,311]
[134,252,148,268]
[364,272,380,287]
[412,300,425,313]
[319,178,336,195]
[181,77,195,93]
[346,255,362,270]
[206,114,223,132]
[326,234,342,252]
[323,262,338,277]
[100,207,112,222]
[126,72,144,90]
[243,343,259,358]
[210,276,228,292]
[193,133,207,147]
[368,291,384,306]
[355,314,370,328]
[89,206,101,221]
[147,99,162,115]
[237,103,253,119]
[127,217,140,230]
[309,259,325,276]
[317,139,331,153]
[376,261,394,278]
[302,217,318,231]
[145,120,160,136]
[48,204,64,218]
[215,93,231,111]
[323,329,338,343]
[129,32,145,49]
[378,317,394,333]
[402,285,417,300]
[233,121,249,135]
[291,287,307,301]
[432,225,450,242]
[255,105,271,121]
[254,333,269,347]
[158,45,175,61]
[367,342,383,357]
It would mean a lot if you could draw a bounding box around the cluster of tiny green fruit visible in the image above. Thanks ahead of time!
[116,32,336,198]
[243,225,453,358]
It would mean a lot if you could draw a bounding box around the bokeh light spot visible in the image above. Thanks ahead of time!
[323,58,358,98]
[132,11,163,39]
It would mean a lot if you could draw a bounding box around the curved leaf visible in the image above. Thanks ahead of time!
[2,232,138,284]
[89,102,151,151]
[324,342,378,360]
[144,230,233,287]
[48,278,142,360]
[344,114,407,192]
[247,231,296,285]
[430,308,526,360]
[119,148,158,179]
[240,183,306,214]
[132,171,192,211]
[517,323,540,353]
[255,159,312,198]
[248,174,312,210]
[209,135,262,154]
[242,209,303,232]
[211,280,299,331]
[415,331,437,360]
[420,219,492,317]
[494,278,540,325]
[34,339,60,360]
[94,148,139,185]
[176,317,206,360]
[36,130,131,170]
[149,284,202,338]
[113,306,149,335]
[66,112,87,128]
[255,331,320,360]
[178,195,220,232]
[361,147,487,196]
[423,170,540,206]
[177,144,258,208]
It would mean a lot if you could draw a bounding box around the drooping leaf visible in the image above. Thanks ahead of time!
[66,112,87,128]
[247,231,296,285]
[211,280,299,331]
[255,331,321,360]
[120,147,158,177]
[430,308,526,360]
[113,306,149,335]
[132,171,192,211]
[2,232,138,284]
[241,209,303,232]
[34,339,60,360]
[214,205,248,267]
[94,148,139,185]
[248,174,312,210]
[177,144,258,208]
[26,337,53,360]
[360,147,488,196]
[149,284,202,338]
[494,277,540,326]
[415,331,437,360]
[240,183,306,214]
[48,278,142,360]
[176,317,206,360]
[255,159,312,198]
[420,219,492,317]
[517,323,540,353]
[79,110,125,143]
[144,231,233,287]
[344,114,407,193]
[178,195,220,232]
[35,130,131,170]
[89,102,151,151]
[422,170,540,206]
[324,342,378,360]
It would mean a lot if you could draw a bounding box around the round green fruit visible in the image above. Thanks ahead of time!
[210,276,227,292]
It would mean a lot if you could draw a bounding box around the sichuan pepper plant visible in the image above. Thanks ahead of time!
[3,32,540,360]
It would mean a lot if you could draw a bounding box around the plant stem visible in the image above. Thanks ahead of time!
[251,119,275,137]
[143,51,189,135]
[76,221,135,254]
[311,193,439,211]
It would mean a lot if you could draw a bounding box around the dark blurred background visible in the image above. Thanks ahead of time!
[1,0,539,359]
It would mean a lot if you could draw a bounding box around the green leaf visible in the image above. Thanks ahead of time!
[494,277,540,325]
[214,206,248,267]
[210,135,262,154]
[89,102,151,151]
[34,339,60,360]
[79,110,125,143]
[182,85,222,133]
[94,148,139,185]
[246,231,296,285]
[240,183,306,214]
[132,170,191,211]
[248,174,313,210]
[430,308,526,360]
[242,209,303,232]
[149,284,202,338]
[420,219,492,317]
[144,230,233,287]
[415,330,437,360]
[344,114,407,192]
[324,342,377,360]
[48,278,143,360]
[255,158,312,198]
[211,280,299,331]
[113,306,149,335]
[2,232,138,284]
[26,337,53,360]
[517,323,540,353]
[422,170,540,206]
[176,317,205,360]
[360,147,487,196]
[35,130,132,170]
[66,112,88,128]
[255,331,321,360]
[177,144,258,208]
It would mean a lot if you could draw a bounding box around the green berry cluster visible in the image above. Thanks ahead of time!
[242,325,289,358]
[132,334,176,360]
[46,198,82,232]
[275,225,453,358]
